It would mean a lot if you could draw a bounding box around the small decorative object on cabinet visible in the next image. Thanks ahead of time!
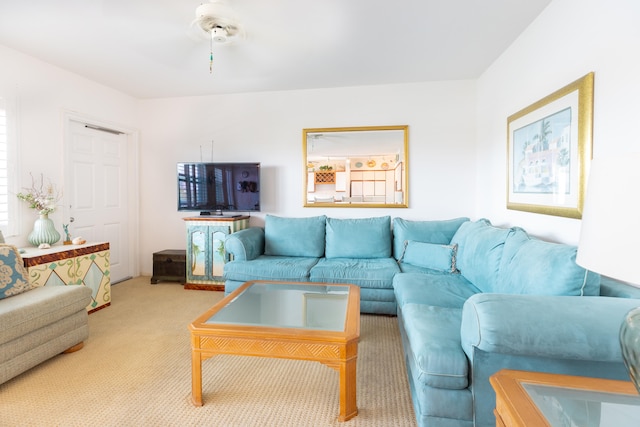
[20,242,110,313]
[183,216,249,290]
[62,223,72,245]
[151,249,186,284]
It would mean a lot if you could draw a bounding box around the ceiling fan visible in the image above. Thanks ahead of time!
[192,0,245,44]
[190,0,245,73]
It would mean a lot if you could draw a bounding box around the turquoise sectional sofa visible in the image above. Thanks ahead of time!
[393,218,640,427]
[223,215,640,427]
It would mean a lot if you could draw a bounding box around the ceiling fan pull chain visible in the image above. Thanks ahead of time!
[209,34,214,74]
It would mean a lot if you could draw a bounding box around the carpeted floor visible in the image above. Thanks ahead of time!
[0,277,416,426]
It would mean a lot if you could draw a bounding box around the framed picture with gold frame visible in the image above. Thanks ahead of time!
[507,72,594,219]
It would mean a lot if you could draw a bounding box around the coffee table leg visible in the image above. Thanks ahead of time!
[191,350,203,406]
[338,358,358,421]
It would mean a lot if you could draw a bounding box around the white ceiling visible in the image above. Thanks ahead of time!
[0,0,552,100]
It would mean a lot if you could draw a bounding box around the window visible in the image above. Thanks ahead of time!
[0,97,18,237]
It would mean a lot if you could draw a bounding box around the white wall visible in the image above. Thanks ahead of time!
[0,44,139,247]
[8,0,638,275]
[137,81,477,274]
[476,0,640,244]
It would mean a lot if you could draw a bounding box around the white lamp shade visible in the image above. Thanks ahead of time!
[576,154,640,286]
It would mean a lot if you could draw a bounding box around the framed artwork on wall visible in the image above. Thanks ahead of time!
[507,72,594,219]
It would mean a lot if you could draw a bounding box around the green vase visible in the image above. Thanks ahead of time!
[28,213,61,246]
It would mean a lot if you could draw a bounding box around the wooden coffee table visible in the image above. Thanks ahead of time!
[189,280,361,422]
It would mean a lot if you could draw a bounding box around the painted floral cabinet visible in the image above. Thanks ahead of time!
[183,216,249,290]
[20,242,111,313]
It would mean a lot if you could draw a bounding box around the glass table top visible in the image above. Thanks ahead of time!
[205,282,350,331]
[523,382,640,426]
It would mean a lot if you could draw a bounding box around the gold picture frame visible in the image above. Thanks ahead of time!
[507,72,594,219]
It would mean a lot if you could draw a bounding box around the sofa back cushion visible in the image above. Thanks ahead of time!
[392,217,469,260]
[497,227,600,296]
[325,216,391,259]
[0,244,34,299]
[264,215,326,257]
[450,219,511,293]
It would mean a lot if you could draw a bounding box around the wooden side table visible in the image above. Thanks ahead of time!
[490,369,640,427]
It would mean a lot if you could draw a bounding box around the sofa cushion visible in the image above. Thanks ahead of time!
[310,257,399,289]
[0,245,34,300]
[450,219,511,293]
[325,216,391,259]
[392,217,469,260]
[264,215,326,257]
[497,227,600,296]
[393,272,480,308]
[399,241,457,273]
[223,255,319,282]
[400,303,469,390]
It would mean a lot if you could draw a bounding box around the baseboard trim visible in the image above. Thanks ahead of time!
[184,283,224,291]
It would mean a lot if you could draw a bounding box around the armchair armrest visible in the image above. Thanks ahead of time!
[461,293,640,363]
[224,227,265,261]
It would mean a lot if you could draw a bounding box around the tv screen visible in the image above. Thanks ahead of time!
[177,162,260,215]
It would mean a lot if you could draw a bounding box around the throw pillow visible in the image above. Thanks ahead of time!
[0,244,34,299]
[399,240,458,273]
[392,217,469,260]
[264,215,326,257]
[325,216,391,259]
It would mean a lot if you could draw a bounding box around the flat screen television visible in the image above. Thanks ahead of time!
[177,162,260,216]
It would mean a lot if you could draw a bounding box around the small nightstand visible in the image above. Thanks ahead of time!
[151,249,186,284]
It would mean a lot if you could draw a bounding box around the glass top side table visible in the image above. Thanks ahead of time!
[490,369,640,427]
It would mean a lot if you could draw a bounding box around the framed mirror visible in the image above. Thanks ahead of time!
[303,125,408,208]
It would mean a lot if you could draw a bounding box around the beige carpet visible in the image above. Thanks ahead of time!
[0,277,416,426]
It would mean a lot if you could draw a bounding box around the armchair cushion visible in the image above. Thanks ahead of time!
[325,216,391,259]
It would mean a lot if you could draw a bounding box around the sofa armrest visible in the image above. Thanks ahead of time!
[224,227,265,261]
[461,293,640,363]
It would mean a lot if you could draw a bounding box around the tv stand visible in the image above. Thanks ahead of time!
[183,216,250,290]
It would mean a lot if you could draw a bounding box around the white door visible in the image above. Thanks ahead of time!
[65,120,131,283]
